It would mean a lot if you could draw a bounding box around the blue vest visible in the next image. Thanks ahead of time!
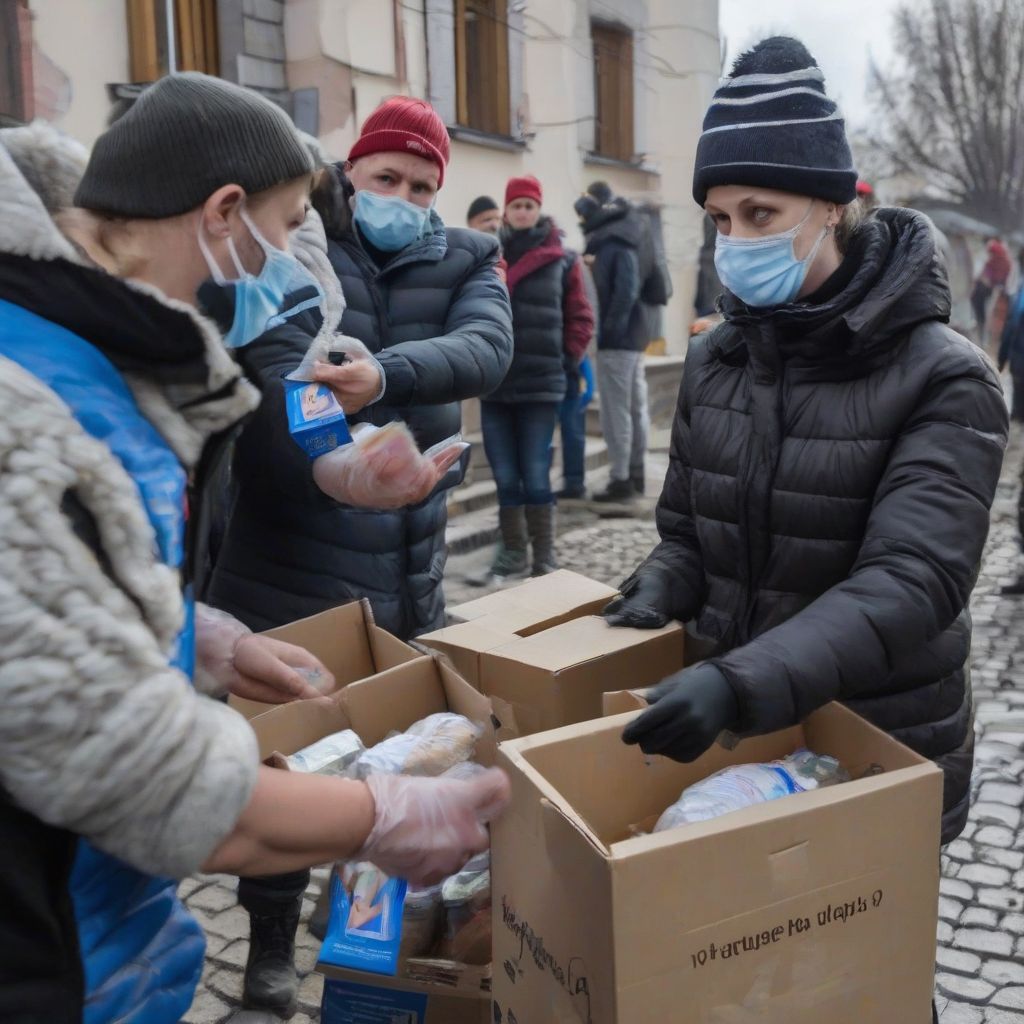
[0,298,206,1024]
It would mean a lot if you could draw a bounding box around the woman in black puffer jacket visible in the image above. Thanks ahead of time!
[606,35,1007,859]
[474,175,593,583]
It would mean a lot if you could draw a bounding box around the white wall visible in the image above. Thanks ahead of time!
[28,0,130,146]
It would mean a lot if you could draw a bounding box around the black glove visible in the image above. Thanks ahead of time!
[621,663,739,762]
[603,573,674,629]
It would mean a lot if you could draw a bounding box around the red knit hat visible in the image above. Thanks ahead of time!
[505,175,543,207]
[348,97,450,187]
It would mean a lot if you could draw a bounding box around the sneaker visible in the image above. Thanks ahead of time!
[592,479,636,503]
[631,475,645,496]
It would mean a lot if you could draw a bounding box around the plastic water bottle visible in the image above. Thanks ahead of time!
[653,749,848,832]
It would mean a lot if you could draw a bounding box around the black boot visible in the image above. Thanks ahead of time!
[243,906,301,1017]
[592,478,636,503]
[526,503,558,575]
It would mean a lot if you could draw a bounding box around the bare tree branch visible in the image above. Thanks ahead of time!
[869,0,1024,231]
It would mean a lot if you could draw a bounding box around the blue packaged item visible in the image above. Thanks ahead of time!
[319,862,408,976]
[284,379,352,459]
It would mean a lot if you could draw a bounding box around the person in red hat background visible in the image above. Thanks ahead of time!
[471,175,593,585]
[204,96,513,1013]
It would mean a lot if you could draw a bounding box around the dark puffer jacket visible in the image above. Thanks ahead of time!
[581,199,648,352]
[487,217,593,404]
[629,209,1007,843]
[207,205,513,639]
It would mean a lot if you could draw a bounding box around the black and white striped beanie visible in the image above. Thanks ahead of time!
[692,37,857,207]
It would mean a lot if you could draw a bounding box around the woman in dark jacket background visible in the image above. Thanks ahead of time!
[475,175,594,583]
[607,37,1007,857]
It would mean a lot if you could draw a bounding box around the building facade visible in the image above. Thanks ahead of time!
[2,0,719,350]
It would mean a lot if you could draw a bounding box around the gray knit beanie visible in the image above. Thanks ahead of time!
[75,72,314,218]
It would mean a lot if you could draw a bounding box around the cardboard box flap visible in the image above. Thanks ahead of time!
[603,690,649,716]
[447,570,616,625]
[420,619,521,658]
[490,616,682,673]
[368,624,421,672]
[231,601,419,721]
[337,657,453,747]
[262,599,378,681]
[250,690,356,762]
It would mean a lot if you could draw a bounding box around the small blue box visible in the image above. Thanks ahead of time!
[285,380,352,459]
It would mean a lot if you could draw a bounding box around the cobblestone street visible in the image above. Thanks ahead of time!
[183,432,1024,1024]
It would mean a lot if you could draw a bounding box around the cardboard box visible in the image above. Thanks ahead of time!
[491,701,944,1024]
[248,656,496,1019]
[229,600,419,721]
[420,572,684,736]
[322,971,489,1024]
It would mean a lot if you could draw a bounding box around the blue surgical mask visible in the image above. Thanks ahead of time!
[714,202,829,308]
[353,190,432,252]
[198,207,322,349]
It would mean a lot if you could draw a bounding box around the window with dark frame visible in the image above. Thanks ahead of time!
[592,20,634,162]
[127,0,220,82]
[0,0,32,124]
[454,0,510,137]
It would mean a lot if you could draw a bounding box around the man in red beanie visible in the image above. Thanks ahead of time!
[215,95,512,1014]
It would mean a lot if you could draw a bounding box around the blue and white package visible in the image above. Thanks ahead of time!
[284,379,352,459]
[319,862,408,976]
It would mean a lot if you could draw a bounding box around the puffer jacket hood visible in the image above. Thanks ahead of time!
[580,197,645,253]
[628,206,1007,844]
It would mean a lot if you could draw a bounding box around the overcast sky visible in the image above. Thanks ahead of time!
[718,0,900,128]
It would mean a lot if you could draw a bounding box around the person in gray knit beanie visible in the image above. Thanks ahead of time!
[75,72,313,218]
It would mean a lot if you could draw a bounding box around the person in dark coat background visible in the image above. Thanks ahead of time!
[474,175,593,583]
[604,39,1006,1019]
[205,96,513,1013]
[575,181,654,503]
[207,96,512,643]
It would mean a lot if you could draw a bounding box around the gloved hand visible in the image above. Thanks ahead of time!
[312,336,385,414]
[358,768,511,886]
[312,421,468,509]
[603,573,675,629]
[194,604,332,703]
[622,663,739,762]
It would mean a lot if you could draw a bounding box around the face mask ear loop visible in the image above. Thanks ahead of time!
[197,218,231,285]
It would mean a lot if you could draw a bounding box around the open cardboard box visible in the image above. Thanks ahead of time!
[229,600,419,721]
[248,656,494,1022]
[419,571,684,737]
[490,700,944,1024]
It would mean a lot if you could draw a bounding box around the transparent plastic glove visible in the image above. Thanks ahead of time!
[194,603,333,703]
[312,420,469,509]
[310,336,386,414]
[358,768,511,887]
